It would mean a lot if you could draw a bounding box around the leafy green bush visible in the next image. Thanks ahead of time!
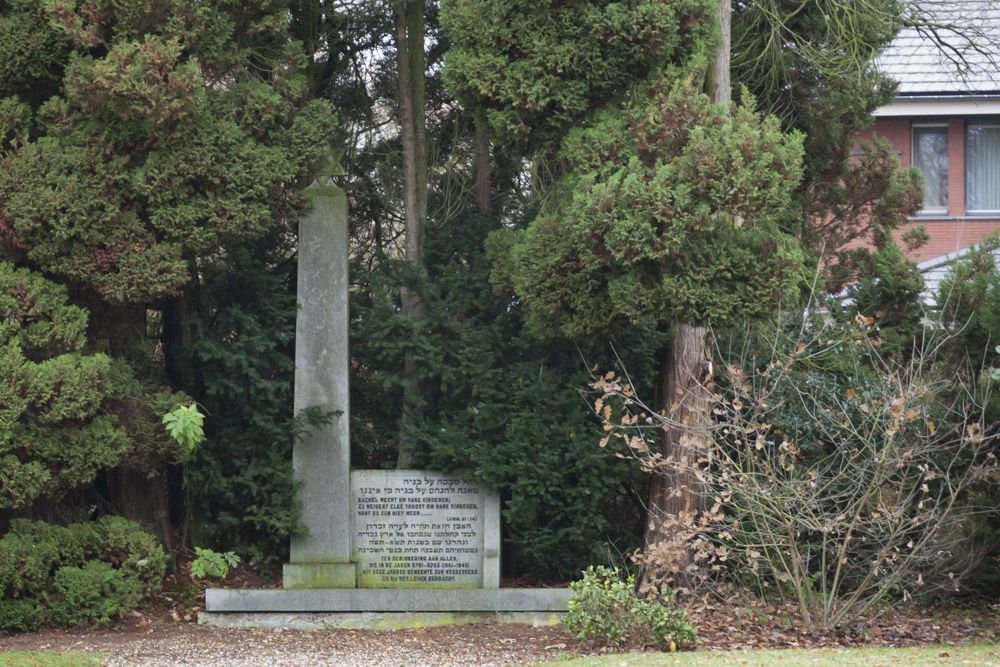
[565,566,698,649]
[162,403,206,461]
[595,310,998,628]
[1,263,128,510]
[0,517,166,632]
[0,599,43,633]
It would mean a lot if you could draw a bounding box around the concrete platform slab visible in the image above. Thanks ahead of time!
[206,587,570,614]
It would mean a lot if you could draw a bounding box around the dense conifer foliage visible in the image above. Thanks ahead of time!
[442,0,714,153]
[489,80,805,338]
[0,0,332,567]
[0,263,183,512]
[0,2,333,302]
[352,210,656,578]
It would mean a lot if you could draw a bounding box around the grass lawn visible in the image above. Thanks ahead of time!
[547,643,1000,666]
[0,652,101,667]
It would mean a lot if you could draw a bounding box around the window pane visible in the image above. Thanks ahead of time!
[967,126,1000,211]
[913,126,948,211]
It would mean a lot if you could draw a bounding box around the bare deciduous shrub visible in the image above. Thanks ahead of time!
[591,315,998,629]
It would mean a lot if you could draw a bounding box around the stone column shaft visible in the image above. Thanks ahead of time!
[284,181,356,589]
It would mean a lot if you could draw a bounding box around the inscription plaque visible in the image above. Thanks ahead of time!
[350,470,500,589]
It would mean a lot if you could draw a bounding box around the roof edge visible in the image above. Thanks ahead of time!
[893,93,1000,100]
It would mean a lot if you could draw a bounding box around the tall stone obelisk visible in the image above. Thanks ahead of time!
[283,177,356,589]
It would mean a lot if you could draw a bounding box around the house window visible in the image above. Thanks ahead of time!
[912,124,949,213]
[966,124,1000,212]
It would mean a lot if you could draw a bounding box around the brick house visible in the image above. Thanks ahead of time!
[854,1,1000,266]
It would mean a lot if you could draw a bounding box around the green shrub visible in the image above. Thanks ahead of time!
[186,241,303,564]
[49,561,145,628]
[564,566,698,650]
[84,516,167,599]
[0,517,165,633]
[0,599,43,633]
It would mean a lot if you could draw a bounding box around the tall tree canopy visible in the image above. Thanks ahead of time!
[0,0,334,303]
[731,0,923,285]
[490,79,805,339]
[0,0,334,548]
[442,0,715,156]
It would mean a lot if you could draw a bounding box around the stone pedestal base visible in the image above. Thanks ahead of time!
[200,610,564,631]
[282,563,357,589]
[205,588,570,628]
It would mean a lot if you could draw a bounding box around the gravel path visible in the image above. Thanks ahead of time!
[0,623,579,666]
[6,603,996,664]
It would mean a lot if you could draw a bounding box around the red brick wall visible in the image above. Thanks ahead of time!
[873,117,910,168]
[895,218,1000,262]
[842,115,1000,263]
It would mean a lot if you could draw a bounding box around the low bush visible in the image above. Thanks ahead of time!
[564,565,698,650]
[49,561,146,628]
[0,516,166,632]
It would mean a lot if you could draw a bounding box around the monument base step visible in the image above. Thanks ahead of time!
[206,587,569,616]
[199,610,564,630]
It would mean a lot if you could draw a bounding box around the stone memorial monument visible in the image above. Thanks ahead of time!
[203,174,568,629]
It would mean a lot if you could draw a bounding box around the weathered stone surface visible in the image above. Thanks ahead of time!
[288,182,353,582]
[282,563,357,590]
[200,610,565,630]
[351,470,500,589]
[206,587,570,613]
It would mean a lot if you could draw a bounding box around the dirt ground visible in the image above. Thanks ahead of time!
[0,565,584,666]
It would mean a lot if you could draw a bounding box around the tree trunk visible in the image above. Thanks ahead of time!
[475,124,491,213]
[162,293,197,393]
[394,0,428,469]
[705,0,731,107]
[643,0,730,588]
[648,324,713,524]
[74,296,180,564]
[106,467,176,558]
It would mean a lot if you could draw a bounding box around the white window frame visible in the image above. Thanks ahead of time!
[965,123,1000,215]
[911,122,949,215]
